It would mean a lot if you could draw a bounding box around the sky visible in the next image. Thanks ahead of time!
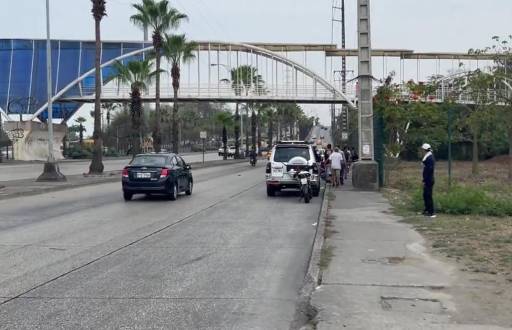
[2,0,512,129]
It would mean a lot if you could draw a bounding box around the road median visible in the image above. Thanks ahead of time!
[0,158,247,200]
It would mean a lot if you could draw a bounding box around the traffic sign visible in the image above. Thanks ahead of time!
[200,131,207,139]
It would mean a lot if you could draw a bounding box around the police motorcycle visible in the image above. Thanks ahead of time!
[287,156,313,203]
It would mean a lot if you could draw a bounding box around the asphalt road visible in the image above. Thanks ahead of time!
[0,162,322,329]
[307,125,331,145]
[0,152,221,182]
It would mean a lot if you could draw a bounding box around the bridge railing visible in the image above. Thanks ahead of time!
[71,83,358,103]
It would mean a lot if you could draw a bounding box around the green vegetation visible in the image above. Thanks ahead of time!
[385,160,512,276]
[375,36,512,181]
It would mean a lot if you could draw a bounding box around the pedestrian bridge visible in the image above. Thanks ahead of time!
[0,39,356,124]
[1,38,504,126]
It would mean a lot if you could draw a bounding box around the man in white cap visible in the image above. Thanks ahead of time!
[421,143,436,218]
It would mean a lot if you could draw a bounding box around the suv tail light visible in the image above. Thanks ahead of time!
[160,168,170,178]
[122,168,129,178]
[265,162,271,174]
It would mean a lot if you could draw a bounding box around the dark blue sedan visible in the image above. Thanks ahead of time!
[122,153,193,201]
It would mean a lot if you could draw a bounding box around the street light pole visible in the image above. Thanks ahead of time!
[37,0,66,181]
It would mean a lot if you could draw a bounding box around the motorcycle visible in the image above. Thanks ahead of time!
[250,154,257,167]
[289,168,312,203]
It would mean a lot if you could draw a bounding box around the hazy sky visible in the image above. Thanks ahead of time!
[2,0,512,126]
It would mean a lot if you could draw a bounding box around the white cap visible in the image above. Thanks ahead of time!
[421,143,431,150]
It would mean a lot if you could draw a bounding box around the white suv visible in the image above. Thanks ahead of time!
[265,142,321,197]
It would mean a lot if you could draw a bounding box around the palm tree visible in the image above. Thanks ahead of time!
[161,34,197,153]
[215,111,234,160]
[263,106,276,148]
[228,65,265,157]
[130,0,187,152]
[111,59,159,155]
[89,0,106,174]
[74,117,87,146]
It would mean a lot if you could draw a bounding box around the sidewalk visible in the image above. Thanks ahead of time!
[309,182,509,330]
[0,158,245,200]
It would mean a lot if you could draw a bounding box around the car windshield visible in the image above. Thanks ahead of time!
[130,155,168,167]
[273,147,310,162]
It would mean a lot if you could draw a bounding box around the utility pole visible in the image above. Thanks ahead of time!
[352,0,378,190]
[37,0,66,181]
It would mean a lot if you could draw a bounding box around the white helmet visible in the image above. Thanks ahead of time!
[421,143,431,151]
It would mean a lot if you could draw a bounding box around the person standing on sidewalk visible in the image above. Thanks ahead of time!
[421,143,436,218]
[329,147,344,188]
[324,144,333,183]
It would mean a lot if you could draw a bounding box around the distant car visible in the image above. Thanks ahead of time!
[122,153,193,201]
[218,146,237,157]
[265,141,321,197]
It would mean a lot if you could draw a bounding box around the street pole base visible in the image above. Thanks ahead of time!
[36,162,67,182]
[352,160,379,191]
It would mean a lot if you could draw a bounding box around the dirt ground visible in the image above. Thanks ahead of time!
[385,158,512,328]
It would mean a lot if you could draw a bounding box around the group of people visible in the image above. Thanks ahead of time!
[321,144,358,188]
[318,141,436,218]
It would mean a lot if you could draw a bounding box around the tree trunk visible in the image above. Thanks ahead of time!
[131,88,142,156]
[234,103,240,158]
[89,18,104,174]
[222,126,228,160]
[472,133,479,176]
[251,109,257,154]
[257,109,262,155]
[268,115,273,147]
[508,126,512,181]
[172,88,179,153]
[245,105,250,155]
[153,47,162,152]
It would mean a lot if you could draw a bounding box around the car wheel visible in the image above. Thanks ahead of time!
[168,182,178,201]
[185,179,193,196]
[267,186,276,197]
[123,191,133,201]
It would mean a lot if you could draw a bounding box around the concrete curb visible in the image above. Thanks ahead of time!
[291,184,331,330]
[0,159,247,200]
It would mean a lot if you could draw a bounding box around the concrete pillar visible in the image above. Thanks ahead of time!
[352,0,379,190]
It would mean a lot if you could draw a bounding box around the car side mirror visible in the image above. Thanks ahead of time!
[185,164,192,170]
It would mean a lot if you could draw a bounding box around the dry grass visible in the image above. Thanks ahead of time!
[385,158,512,277]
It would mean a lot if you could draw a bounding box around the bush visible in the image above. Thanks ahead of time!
[66,146,92,159]
[411,185,512,217]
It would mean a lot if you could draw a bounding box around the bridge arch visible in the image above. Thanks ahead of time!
[30,41,356,122]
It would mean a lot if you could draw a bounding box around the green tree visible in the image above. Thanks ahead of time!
[74,117,87,146]
[486,36,512,180]
[89,0,106,174]
[130,0,187,152]
[111,59,159,155]
[215,111,234,160]
[463,70,495,175]
[228,65,265,156]
[161,33,197,153]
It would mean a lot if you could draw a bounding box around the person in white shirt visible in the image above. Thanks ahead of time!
[329,148,345,187]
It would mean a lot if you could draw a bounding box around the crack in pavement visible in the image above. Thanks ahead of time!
[0,180,262,307]
[321,282,446,290]
[9,296,296,302]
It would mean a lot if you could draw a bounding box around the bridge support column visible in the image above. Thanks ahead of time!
[352,0,379,190]
[4,121,66,161]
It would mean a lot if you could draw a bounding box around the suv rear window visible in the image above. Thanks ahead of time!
[131,155,168,167]
[273,147,310,162]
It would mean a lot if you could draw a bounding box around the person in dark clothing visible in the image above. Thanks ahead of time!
[351,147,359,162]
[421,143,436,218]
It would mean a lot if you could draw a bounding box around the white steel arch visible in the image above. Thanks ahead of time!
[31,41,356,122]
